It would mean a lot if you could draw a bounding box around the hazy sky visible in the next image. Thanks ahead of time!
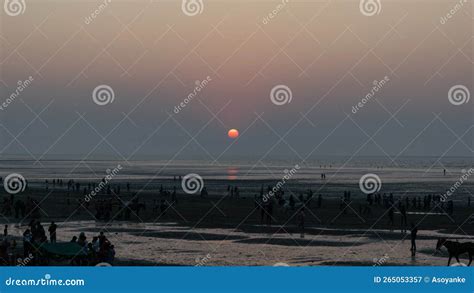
[0,0,472,161]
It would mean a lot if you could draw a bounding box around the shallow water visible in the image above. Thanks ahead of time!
[0,157,471,183]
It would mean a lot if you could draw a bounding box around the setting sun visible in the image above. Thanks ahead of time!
[228,129,239,139]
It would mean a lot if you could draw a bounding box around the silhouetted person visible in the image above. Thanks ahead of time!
[22,229,32,257]
[172,186,177,204]
[388,206,394,231]
[266,200,273,226]
[298,209,305,238]
[410,223,418,256]
[289,195,295,210]
[3,225,7,237]
[260,201,265,224]
[200,187,208,198]
[48,222,57,243]
[447,200,454,215]
[160,199,167,216]
[400,204,407,234]
[78,232,87,247]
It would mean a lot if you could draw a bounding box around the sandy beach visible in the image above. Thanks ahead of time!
[2,166,473,266]
[4,215,474,266]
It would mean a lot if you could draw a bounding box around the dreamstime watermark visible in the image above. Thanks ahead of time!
[359,173,382,194]
[440,0,468,25]
[262,0,289,25]
[195,253,211,266]
[181,173,204,194]
[0,76,34,111]
[92,84,115,106]
[5,274,85,287]
[351,76,389,114]
[270,84,292,106]
[173,76,212,114]
[4,0,26,16]
[3,173,26,194]
[84,164,122,202]
[262,164,300,203]
[440,168,474,202]
[84,0,112,25]
[182,0,203,16]
[372,254,389,266]
[448,85,470,106]
[359,0,381,16]
[16,254,34,266]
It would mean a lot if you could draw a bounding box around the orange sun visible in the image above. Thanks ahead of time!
[228,129,239,139]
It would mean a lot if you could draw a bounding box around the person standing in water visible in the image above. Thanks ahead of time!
[410,223,418,256]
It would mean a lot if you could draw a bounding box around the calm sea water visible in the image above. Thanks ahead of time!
[0,156,472,200]
[0,156,471,183]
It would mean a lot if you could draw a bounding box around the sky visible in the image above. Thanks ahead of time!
[0,0,472,162]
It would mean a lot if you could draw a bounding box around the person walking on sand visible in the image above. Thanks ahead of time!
[410,223,418,256]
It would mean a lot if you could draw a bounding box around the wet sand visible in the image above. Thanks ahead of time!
[5,220,473,266]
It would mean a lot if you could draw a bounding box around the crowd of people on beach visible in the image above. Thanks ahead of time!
[0,170,471,266]
[248,181,465,257]
[0,219,114,266]
[364,193,454,213]
[360,192,455,231]
[22,175,461,229]
[1,195,42,219]
[253,185,320,238]
[69,231,115,266]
